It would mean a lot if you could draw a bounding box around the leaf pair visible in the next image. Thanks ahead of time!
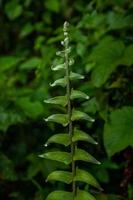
[46,168,102,190]
[50,72,84,87]
[39,148,100,165]
[44,110,94,126]
[44,128,97,147]
[46,189,96,200]
[44,89,89,107]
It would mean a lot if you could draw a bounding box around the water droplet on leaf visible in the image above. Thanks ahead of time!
[61,41,64,46]
[86,96,90,100]
[44,143,48,147]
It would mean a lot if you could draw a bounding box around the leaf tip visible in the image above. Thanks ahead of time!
[44,118,48,122]
[38,154,44,158]
[50,82,55,87]
[97,161,101,165]
[94,141,98,145]
[81,75,85,79]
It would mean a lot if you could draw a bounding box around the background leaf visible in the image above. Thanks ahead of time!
[104,106,133,156]
[5,1,23,20]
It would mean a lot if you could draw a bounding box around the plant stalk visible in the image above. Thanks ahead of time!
[64,22,76,200]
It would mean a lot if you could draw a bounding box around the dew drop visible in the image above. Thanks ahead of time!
[95,141,98,145]
[86,96,90,100]
[61,41,64,46]
[91,118,95,122]
[44,143,48,147]
[97,161,101,165]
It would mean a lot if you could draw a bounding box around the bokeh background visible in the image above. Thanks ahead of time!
[0,0,133,199]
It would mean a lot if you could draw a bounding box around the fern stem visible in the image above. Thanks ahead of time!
[64,22,76,200]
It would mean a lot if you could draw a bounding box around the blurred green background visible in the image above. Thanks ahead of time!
[0,0,133,199]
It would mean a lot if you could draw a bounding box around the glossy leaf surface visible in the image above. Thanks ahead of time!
[46,189,96,200]
[75,168,101,190]
[76,189,96,200]
[73,128,97,145]
[39,151,71,165]
[74,148,100,165]
[50,78,66,87]
[51,63,66,71]
[72,110,95,122]
[70,72,84,80]
[44,96,67,107]
[47,170,72,184]
[45,134,70,146]
[71,89,90,100]
[46,191,72,200]
[45,114,68,126]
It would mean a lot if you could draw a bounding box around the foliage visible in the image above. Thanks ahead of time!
[40,22,101,199]
[0,0,133,199]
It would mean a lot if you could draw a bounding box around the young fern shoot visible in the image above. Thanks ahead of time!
[40,22,102,200]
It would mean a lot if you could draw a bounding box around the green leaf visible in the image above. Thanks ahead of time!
[73,128,97,145]
[17,97,43,118]
[90,37,125,87]
[50,78,66,87]
[20,57,41,70]
[71,89,90,100]
[46,189,96,200]
[74,148,100,165]
[0,56,23,72]
[75,168,101,190]
[17,97,44,118]
[51,63,66,71]
[50,72,84,87]
[5,1,23,20]
[108,12,133,30]
[72,110,95,122]
[70,72,84,80]
[45,114,68,126]
[0,153,17,181]
[83,98,100,114]
[44,96,67,107]
[104,106,133,156]
[44,0,60,13]
[46,191,72,200]
[76,189,96,200]
[47,170,72,184]
[45,134,70,146]
[121,45,133,66]
[20,23,34,38]
[39,151,71,165]
[0,111,22,132]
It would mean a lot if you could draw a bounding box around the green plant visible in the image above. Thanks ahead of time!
[39,22,102,200]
